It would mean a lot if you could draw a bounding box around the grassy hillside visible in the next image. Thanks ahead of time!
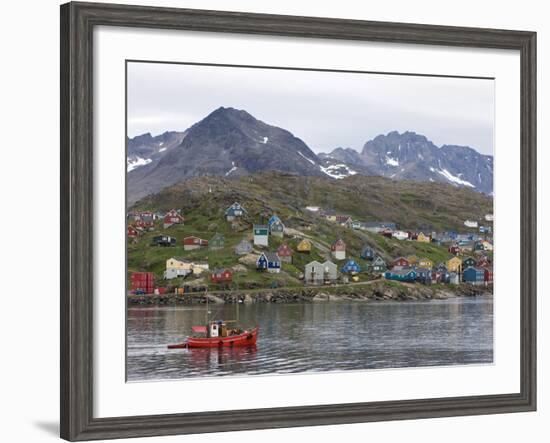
[128,172,493,290]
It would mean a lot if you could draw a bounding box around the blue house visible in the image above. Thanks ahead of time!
[268,215,285,237]
[463,266,485,285]
[256,252,281,274]
[360,245,375,261]
[415,267,432,284]
[225,202,247,221]
[341,259,361,274]
[384,268,417,282]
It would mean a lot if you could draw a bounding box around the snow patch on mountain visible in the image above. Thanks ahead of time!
[127,157,152,172]
[436,168,475,188]
[320,164,357,179]
[298,151,317,165]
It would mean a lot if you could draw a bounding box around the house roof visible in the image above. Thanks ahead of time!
[212,268,231,274]
[253,224,268,230]
[261,252,280,262]
[388,268,416,276]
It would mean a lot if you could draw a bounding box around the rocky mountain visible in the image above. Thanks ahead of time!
[127,131,186,172]
[358,131,493,194]
[127,109,493,204]
[127,107,329,204]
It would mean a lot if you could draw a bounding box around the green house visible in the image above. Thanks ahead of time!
[209,233,225,250]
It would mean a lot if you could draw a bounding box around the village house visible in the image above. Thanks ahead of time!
[183,236,209,251]
[163,209,184,229]
[485,214,494,222]
[256,252,281,273]
[371,256,387,273]
[407,255,419,266]
[360,245,375,261]
[225,202,247,221]
[297,238,312,253]
[134,211,155,230]
[392,230,409,240]
[234,239,253,255]
[407,231,418,240]
[476,256,491,268]
[151,235,176,247]
[418,257,434,269]
[463,266,485,285]
[277,243,293,263]
[385,268,417,282]
[449,272,460,285]
[164,257,193,279]
[268,215,285,238]
[462,256,477,269]
[127,225,140,238]
[304,260,337,285]
[482,240,494,251]
[341,259,361,275]
[363,222,397,233]
[435,263,448,273]
[191,262,209,275]
[446,256,463,273]
[380,228,394,238]
[415,268,432,284]
[459,241,476,252]
[209,233,225,250]
[464,220,478,228]
[336,215,352,226]
[211,268,233,284]
[322,211,338,223]
[391,256,410,270]
[416,232,431,243]
[253,224,269,246]
[484,267,494,285]
[331,239,346,260]
[433,267,450,284]
[448,244,461,255]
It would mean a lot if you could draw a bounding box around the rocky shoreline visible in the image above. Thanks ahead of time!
[127,281,493,306]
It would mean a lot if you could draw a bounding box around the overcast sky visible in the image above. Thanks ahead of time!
[127,61,494,155]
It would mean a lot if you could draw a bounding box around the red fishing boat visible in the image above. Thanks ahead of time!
[167,321,259,349]
[167,292,258,349]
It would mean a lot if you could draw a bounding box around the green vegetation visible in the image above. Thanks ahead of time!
[128,171,492,290]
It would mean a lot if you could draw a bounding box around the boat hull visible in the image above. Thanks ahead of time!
[169,327,259,349]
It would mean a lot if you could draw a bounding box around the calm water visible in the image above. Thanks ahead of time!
[127,297,493,381]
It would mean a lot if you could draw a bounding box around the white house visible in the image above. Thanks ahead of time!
[464,220,478,228]
[253,224,269,246]
[392,230,409,240]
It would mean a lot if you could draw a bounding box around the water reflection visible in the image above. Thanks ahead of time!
[127,297,493,381]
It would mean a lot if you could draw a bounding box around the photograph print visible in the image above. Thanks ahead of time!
[126,61,494,382]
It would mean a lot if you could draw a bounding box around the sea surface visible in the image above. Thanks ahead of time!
[127,297,493,381]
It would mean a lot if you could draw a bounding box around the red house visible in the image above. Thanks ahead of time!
[277,243,293,263]
[127,225,139,238]
[380,228,393,238]
[133,211,155,229]
[211,268,233,283]
[448,244,461,255]
[163,209,185,229]
[183,236,209,250]
[407,231,418,240]
[391,257,410,269]
[483,267,493,284]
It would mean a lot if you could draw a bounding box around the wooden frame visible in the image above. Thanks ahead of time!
[60,2,537,440]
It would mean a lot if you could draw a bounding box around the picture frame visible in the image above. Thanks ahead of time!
[60,1,537,441]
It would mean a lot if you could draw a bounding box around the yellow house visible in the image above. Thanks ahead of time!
[407,255,418,265]
[324,214,337,223]
[191,262,209,275]
[417,232,431,243]
[297,239,312,253]
[166,257,192,271]
[447,256,462,273]
[418,257,433,269]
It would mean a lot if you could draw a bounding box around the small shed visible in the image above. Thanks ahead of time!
[297,239,312,253]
